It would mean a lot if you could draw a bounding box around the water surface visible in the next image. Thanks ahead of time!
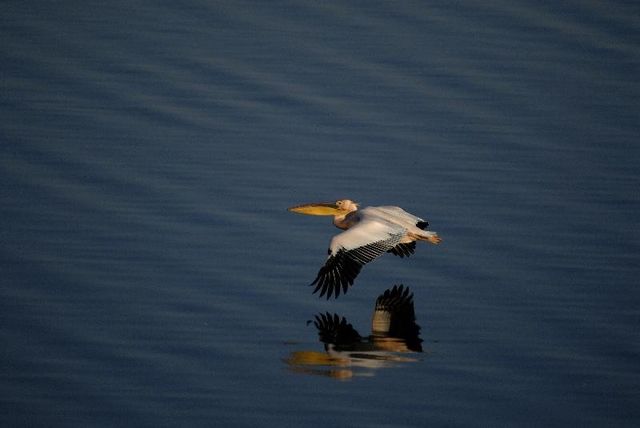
[2,1,639,426]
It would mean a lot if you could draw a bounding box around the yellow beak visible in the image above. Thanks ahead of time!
[288,202,344,216]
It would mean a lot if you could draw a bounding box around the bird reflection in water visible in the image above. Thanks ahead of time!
[285,285,423,380]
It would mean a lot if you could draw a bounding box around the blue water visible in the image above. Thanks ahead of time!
[2,1,639,426]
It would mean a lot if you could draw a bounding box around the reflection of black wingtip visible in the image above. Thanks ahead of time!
[374,285,422,352]
[375,284,414,311]
[310,286,423,353]
[313,312,362,346]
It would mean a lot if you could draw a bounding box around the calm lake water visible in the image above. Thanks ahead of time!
[2,1,639,426]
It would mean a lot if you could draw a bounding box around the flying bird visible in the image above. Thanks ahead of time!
[288,199,441,298]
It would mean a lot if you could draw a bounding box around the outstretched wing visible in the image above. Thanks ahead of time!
[311,215,405,299]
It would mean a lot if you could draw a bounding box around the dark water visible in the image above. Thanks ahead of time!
[2,1,639,426]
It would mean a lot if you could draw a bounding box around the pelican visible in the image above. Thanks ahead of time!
[288,199,441,298]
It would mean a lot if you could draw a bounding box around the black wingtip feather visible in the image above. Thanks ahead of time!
[310,236,402,299]
[310,249,363,299]
[388,241,416,258]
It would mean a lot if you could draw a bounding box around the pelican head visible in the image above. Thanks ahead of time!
[288,199,358,216]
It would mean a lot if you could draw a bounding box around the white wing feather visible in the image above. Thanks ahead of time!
[329,213,405,255]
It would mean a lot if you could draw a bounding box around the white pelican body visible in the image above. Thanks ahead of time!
[289,200,441,298]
